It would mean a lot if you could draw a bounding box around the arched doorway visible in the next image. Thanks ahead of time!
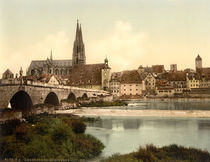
[44,92,59,106]
[67,92,76,102]
[82,93,88,100]
[10,90,33,111]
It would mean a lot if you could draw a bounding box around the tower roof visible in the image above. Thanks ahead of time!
[196,54,202,60]
[75,20,83,42]
[79,24,83,42]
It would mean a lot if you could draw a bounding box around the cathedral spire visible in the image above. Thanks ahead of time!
[79,24,83,42]
[72,20,86,67]
[76,19,80,41]
[50,49,53,61]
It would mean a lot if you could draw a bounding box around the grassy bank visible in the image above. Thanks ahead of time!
[80,100,128,107]
[0,113,104,161]
[103,144,210,162]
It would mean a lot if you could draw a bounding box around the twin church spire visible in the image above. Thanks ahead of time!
[72,20,86,67]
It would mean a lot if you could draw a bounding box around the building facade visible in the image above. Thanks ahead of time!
[110,72,122,97]
[2,69,14,79]
[144,73,156,91]
[120,70,145,96]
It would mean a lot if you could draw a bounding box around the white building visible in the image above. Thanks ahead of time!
[120,70,145,96]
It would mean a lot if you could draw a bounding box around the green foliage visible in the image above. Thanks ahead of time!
[103,144,210,162]
[0,114,104,160]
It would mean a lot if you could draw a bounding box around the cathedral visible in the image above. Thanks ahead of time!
[27,20,85,76]
[27,20,111,90]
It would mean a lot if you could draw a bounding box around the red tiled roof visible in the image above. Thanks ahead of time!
[197,68,210,80]
[3,69,13,75]
[111,72,122,82]
[120,70,142,84]
[23,74,61,84]
[165,71,186,81]
[67,63,109,86]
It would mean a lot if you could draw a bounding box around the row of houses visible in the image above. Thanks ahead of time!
[110,65,210,98]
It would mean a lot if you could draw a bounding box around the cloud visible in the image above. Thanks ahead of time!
[87,21,148,72]
[0,31,73,77]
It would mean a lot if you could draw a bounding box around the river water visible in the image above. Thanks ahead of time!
[86,100,210,157]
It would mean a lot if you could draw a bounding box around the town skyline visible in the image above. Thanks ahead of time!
[1,0,210,76]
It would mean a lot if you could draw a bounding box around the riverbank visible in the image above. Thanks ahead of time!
[102,144,210,162]
[56,108,210,118]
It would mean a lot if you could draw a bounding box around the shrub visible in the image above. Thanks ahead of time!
[71,120,86,134]
[14,123,30,141]
[135,147,157,162]
[51,126,69,143]
[34,123,48,135]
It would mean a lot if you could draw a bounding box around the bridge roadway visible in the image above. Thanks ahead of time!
[0,82,110,110]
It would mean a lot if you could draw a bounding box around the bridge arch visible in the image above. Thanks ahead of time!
[44,92,59,106]
[82,93,88,100]
[10,90,33,110]
[67,92,76,102]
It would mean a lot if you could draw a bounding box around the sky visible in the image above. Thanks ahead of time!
[1,0,210,76]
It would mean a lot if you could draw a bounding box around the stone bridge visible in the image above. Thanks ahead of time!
[0,82,111,110]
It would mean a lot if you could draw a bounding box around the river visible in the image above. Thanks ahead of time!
[85,100,210,157]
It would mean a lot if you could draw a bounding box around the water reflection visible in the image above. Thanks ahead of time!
[86,117,210,157]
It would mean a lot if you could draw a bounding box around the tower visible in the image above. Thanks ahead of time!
[72,20,86,67]
[102,57,111,91]
[170,64,177,72]
[195,54,202,70]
